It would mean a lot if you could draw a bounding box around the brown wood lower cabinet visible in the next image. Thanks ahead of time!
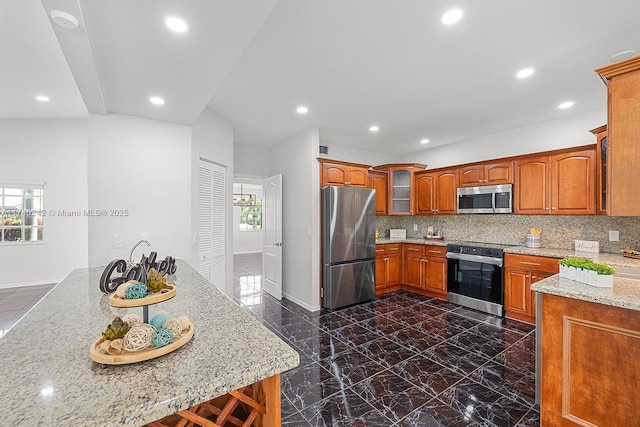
[375,243,401,293]
[402,244,447,299]
[540,294,640,426]
[504,253,559,324]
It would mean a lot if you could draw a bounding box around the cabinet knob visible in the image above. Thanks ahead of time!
[545,207,549,210]
[551,207,556,210]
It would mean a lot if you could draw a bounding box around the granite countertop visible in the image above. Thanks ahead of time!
[531,275,640,312]
[376,238,640,269]
[0,260,299,426]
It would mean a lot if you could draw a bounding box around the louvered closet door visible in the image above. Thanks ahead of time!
[198,160,226,290]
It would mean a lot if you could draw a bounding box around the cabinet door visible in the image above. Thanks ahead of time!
[434,169,458,214]
[459,165,484,187]
[369,172,388,215]
[386,252,401,286]
[484,161,513,185]
[404,254,425,289]
[322,163,348,186]
[529,271,553,318]
[414,172,434,215]
[590,125,607,215]
[424,256,447,297]
[551,149,595,215]
[375,254,386,290]
[389,168,414,215]
[514,155,550,214]
[347,168,368,187]
[504,268,530,317]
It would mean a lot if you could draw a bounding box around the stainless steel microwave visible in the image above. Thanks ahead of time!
[457,184,513,214]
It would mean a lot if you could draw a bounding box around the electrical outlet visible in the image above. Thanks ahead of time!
[113,234,125,248]
[413,224,418,231]
[609,231,620,242]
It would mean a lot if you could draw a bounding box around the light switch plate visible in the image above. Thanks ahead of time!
[609,231,620,241]
[575,240,599,253]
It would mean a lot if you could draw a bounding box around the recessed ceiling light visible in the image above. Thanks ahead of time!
[296,106,308,114]
[165,16,189,33]
[369,126,379,132]
[516,68,535,79]
[36,95,50,102]
[558,101,574,109]
[610,50,635,62]
[150,96,165,105]
[50,10,79,30]
[420,139,430,144]
[441,8,463,25]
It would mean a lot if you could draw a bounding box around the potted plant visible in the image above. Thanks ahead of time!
[558,258,615,287]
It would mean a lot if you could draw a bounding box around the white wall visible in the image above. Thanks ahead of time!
[87,114,192,267]
[318,142,392,166]
[270,128,320,311]
[397,109,607,168]
[191,107,235,295]
[233,182,263,254]
[234,142,270,177]
[0,119,89,287]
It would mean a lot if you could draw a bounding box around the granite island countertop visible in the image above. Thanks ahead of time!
[531,274,640,312]
[0,260,299,426]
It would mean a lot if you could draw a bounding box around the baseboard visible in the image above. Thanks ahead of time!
[283,292,320,312]
[0,279,60,289]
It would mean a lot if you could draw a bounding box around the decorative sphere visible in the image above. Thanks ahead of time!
[124,282,148,299]
[152,327,175,348]
[149,313,169,330]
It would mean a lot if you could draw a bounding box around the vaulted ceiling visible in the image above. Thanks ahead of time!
[3,0,640,153]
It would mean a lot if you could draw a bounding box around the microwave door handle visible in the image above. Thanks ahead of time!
[492,189,496,213]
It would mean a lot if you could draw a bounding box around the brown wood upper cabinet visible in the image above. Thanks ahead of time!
[596,56,640,216]
[514,148,596,215]
[590,124,607,215]
[414,169,458,215]
[319,158,370,187]
[368,170,388,215]
[372,164,427,215]
[458,160,513,187]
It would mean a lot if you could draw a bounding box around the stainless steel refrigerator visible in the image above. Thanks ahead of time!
[322,186,376,309]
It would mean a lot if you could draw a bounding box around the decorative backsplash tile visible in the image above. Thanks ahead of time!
[376,215,640,254]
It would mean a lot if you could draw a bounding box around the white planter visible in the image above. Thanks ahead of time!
[559,265,614,288]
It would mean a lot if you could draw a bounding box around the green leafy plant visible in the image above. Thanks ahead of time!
[558,258,615,275]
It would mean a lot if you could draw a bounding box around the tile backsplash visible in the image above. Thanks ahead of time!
[375,215,640,254]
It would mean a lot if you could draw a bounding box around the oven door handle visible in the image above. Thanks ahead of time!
[446,252,504,266]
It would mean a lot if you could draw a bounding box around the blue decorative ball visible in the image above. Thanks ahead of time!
[149,313,169,330]
[152,327,174,348]
[124,282,148,299]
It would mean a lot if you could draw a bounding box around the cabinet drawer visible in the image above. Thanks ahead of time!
[376,243,402,254]
[505,253,559,273]
[425,245,446,257]
[404,244,425,255]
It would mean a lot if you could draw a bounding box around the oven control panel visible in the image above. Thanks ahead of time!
[446,244,504,259]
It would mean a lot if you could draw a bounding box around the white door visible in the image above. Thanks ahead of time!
[198,160,226,291]
[262,174,283,300]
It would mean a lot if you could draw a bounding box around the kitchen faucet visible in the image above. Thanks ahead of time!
[129,239,151,264]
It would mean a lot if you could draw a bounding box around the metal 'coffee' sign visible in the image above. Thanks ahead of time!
[99,252,177,293]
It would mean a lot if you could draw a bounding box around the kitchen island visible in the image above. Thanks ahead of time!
[532,274,640,426]
[0,261,299,426]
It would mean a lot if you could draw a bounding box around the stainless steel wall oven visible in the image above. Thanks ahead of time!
[446,243,504,316]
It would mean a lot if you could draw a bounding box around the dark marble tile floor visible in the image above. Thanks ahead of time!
[233,253,540,426]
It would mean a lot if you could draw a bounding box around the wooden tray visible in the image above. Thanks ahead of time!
[108,284,176,307]
[621,249,640,259]
[90,322,194,365]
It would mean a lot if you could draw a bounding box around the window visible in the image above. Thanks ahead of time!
[239,200,262,231]
[0,184,44,243]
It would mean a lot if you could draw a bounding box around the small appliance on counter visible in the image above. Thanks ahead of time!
[390,229,407,240]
